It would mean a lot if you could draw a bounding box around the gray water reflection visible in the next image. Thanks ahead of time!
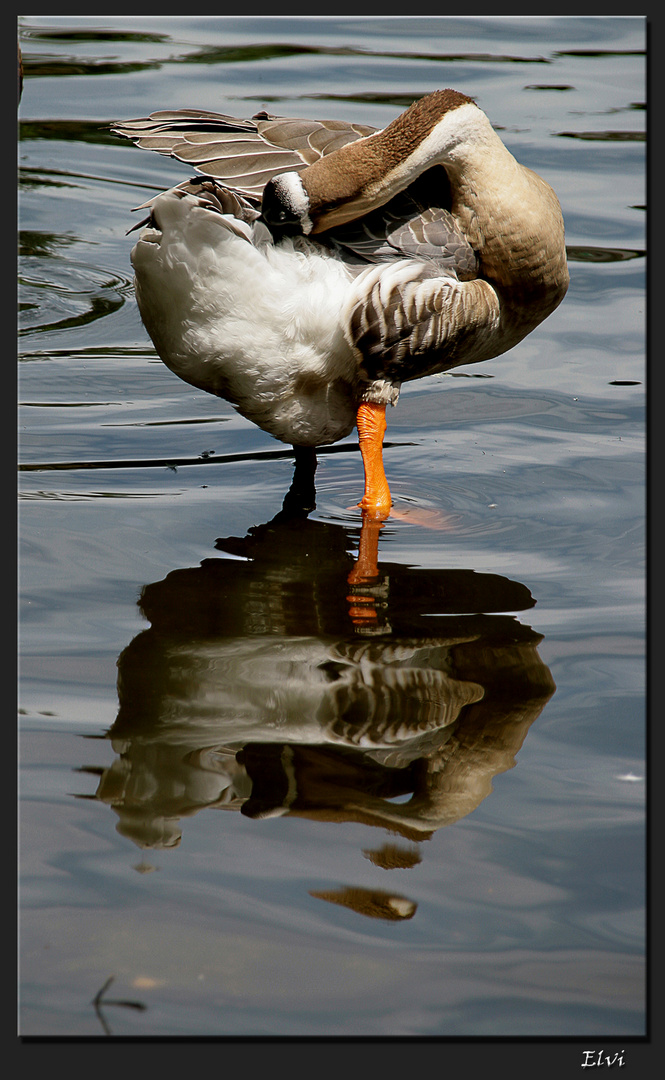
[92,507,555,921]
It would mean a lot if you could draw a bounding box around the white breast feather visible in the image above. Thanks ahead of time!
[132,191,360,445]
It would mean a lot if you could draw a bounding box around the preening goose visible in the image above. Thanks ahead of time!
[113,90,568,518]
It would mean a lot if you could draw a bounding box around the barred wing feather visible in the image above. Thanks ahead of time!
[112,110,376,198]
[346,261,500,382]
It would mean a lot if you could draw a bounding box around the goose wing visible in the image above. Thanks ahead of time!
[329,191,479,280]
[347,261,499,383]
[112,109,376,199]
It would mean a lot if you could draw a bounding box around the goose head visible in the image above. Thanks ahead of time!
[261,89,486,236]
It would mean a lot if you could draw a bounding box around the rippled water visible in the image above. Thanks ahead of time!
[18,16,645,1045]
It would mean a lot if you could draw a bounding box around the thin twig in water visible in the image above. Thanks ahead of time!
[92,975,147,1036]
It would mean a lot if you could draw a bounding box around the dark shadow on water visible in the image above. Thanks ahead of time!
[83,495,556,921]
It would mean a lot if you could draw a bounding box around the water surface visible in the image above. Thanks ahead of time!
[18,15,645,1045]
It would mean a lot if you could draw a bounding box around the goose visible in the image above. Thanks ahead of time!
[113,89,569,518]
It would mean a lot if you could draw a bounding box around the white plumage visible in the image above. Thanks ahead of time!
[132,194,361,445]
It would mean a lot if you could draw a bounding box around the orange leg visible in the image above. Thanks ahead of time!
[356,401,392,519]
[347,512,385,627]
[347,513,383,587]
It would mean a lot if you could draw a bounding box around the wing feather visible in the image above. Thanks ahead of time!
[112,110,376,198]
[345,262,500,383]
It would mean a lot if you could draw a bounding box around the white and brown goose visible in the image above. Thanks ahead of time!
[113,90,569,518]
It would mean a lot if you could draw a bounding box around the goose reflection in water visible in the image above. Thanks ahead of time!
[86,505,555,921]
